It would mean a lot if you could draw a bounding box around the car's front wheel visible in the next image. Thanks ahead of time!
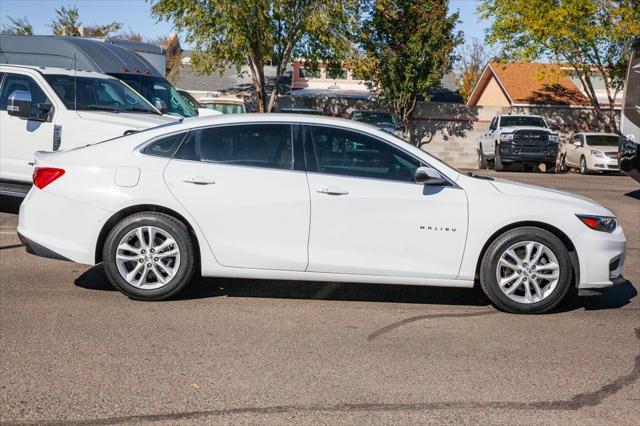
[103,212,196,300]
[480,227,572,314]
[579,156,589,174]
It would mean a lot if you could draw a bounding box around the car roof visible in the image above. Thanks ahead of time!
[158,113,395,136]
[0,34,163,77]
[0,63,115,79]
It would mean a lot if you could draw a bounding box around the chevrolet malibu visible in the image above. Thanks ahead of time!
[17,115,626,314]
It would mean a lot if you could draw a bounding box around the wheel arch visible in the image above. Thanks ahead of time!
[474,221,580,287]
[95,204,201,267]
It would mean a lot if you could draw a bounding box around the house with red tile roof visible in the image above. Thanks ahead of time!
[466,62,593,107]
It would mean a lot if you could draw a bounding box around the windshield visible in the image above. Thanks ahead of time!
[44,74,158,114]
[500,116,547,128]
[587,135,619,146]
[112,73,197,117]
[351,111,398,127]
[202,102,245,114]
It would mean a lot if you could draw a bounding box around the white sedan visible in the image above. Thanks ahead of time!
[17,115,626,314]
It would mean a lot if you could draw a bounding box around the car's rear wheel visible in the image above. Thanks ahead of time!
[103,212,195,300]
[480,227,572,314]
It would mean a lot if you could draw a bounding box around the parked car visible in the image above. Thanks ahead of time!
[0,35,198,118]
[349,110,403,137]
[478,114,560,171]
[17,114,625,314]
[619,36,640,182]
[177,90,222,117]
[0,64,176,190]
[199,96,247,114]
[559,133,620,174]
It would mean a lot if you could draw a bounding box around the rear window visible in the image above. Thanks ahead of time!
[143,132,188,158]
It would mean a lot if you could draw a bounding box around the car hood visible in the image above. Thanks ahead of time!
[75,111,177,129]
[489,178,611,214]
[501,126,556,134]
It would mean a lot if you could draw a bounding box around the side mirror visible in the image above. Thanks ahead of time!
[154,99,169,114]
[414,166,446,185]
[7,90,32,119]
[573,140,583,147]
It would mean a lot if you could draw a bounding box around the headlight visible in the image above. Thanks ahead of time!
[549,134,559,142]
[500,133,514,142]
[576,215,617,232]
[591,150,605,158]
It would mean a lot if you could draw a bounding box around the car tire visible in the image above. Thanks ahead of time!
[102,212,196,301]
[479,227,572,314]
[478,146,488,169]
[559,155,568,173]
[579,156,589,174]
[545,162,556,173]
[495,145,505,171]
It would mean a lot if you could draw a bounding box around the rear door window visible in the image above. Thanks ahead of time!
[175,124,294,171]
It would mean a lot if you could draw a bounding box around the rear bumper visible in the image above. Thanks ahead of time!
[17,231,70,261]
[17,188,112,265]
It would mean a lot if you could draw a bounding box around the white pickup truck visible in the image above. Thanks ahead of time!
[0,64,176,195]
[478,114,560,171]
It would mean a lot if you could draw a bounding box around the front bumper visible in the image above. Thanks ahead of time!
[588,155,620,171]
[499,144,557,163]
[573,224,626,289]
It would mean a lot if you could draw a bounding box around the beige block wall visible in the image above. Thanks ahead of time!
[276,95,619,169]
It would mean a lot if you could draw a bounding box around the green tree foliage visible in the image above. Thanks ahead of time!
[355,0,462,144]
[150,0,361,112]
[1,16,33,35]
[479,0,640,131]
[49,5,121,37]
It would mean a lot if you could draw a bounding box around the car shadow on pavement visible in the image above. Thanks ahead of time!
[0,195,22,214]
[624,189,640,200]
[74,265,637,311]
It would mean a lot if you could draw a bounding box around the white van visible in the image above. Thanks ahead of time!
[0,64,176,190]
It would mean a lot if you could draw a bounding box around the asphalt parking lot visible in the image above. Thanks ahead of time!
[1,171,638,425]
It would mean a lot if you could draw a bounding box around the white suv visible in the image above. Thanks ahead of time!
[0,65,175,186]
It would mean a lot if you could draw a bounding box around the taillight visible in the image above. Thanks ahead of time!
[32,167,65,189]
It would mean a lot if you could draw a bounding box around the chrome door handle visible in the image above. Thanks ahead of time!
[317,186,349,195]
[184,176,215,185]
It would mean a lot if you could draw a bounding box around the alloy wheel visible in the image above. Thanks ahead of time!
[495,241,560,304]
[115,226,181,289]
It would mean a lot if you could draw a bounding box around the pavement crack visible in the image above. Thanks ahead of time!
[367,310,497,341]
[4,330,638,425]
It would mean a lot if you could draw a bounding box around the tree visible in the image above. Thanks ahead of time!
[150,0,361,112]
[453,38,492,102]
[355,0,462,145]
[1,16,33,35]
[479,0,640,132]
[49,5,121,37]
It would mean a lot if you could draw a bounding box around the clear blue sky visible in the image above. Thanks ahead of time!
[0,0,488,48]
